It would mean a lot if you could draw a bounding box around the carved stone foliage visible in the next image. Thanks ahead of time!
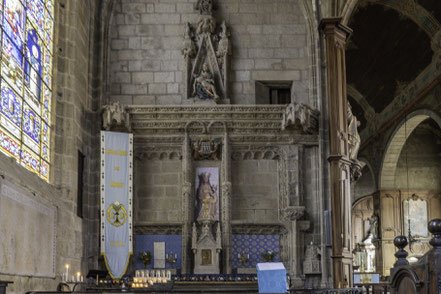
[282,206,305,221]
[282,103,319,134]
[182,0,231,103]
[102,101,131,132]
[192,138,222,160]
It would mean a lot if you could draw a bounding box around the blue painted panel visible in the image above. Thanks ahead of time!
[231,234,280,269]
[135,234,182,270]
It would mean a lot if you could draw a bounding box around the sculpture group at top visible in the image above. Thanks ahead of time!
[182,0,231,104]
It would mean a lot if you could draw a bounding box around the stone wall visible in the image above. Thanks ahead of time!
[231,159,279,222]
[107,0,310,105]
[134,160,182,223]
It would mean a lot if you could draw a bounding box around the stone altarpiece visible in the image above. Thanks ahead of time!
[110,103,322,286]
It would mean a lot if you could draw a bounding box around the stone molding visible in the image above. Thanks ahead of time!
[231,223,288,235]
[134,224,182,235]
[127,105,319,142]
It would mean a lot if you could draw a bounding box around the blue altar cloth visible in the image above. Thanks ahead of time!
[256,262,287,293]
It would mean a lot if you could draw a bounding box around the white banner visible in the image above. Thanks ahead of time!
[100,131,133,279]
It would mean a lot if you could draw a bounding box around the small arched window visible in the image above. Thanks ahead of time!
[0,0,54,181]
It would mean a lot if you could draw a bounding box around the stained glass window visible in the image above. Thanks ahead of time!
[0,0,53,181]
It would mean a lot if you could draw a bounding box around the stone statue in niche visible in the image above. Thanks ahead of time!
[347,102,362,180]
[303,242,321,274]
[217,21,231,57]
[182,0,231,103]
[196,171,218,221]
[367,214,379,241]
[193,63,220,102]
[195,0,213,15]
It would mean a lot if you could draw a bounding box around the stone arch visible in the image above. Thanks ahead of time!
[380,109,441,190]
[341,0,440,38]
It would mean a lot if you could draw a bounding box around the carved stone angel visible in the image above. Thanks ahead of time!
[217,21,231,57]
[347,102,361,161]
[182,23,196,59]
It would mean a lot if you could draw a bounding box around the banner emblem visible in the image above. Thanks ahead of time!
[107,201,127,227]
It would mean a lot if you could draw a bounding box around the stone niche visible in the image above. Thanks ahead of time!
[123,103,319,283]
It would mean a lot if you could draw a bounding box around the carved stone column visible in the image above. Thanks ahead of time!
[320,18,353,288]
[220,129,232,273]
[181,132,193,273]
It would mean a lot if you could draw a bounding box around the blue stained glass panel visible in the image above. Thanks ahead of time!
[41,84,50,122]
[23,102,40,143]
[24,27,42,100]
[3,0,25,48]
[40,158,48,179]
[20,144,40,173]
[0,127,20,159]
[2,32,23,66]
[41,119,48,144]
[1,82,22,127]
[26,0,44,33]
[45,0,53,18]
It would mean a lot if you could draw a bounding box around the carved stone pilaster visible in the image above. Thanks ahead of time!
[181,132,193,274]
[220,129,232,273]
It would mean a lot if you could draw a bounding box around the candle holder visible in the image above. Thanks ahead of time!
[165,251,177,269]
[238,251,250,266]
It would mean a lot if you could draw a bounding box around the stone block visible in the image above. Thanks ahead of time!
[132,72,154,84]
[122,3,146,14]
[154,72,175,83]
[155,3,176,13]
[148,83,167,94]
[252,70,300,81]
[126,13,141,24]
[141,13,180,25]
[113,72,131,83]
[128,37,141,49]
[121,84,147,95]
[118,25,136,36]
[111,39,128,50]
[133,95,156,105]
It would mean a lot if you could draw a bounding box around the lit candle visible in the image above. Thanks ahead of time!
[81,275,83,282]
[65,264,69,281]
[77,272,81,282]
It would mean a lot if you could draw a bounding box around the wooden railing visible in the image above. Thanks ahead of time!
[389,218,441,294]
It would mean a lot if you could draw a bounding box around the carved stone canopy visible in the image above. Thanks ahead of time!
[102,101,131,132]
[282,103,319,134]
